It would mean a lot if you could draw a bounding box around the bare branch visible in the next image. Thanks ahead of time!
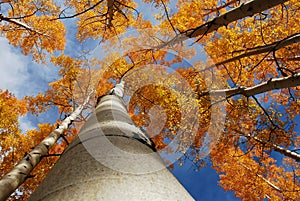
[234,129,300,162]
[0,14,43,35]
[266,56,300,62]
[186,0,289,38]
[239,162,283,193]
[52,1,104,20]
[215,33,300,68]
[199,73,300,98]
[160,0,177,33]
[107,0,114,27]
[157,0,289,48]
[202,0,239,17]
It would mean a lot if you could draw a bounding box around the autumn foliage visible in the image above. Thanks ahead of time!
[0,0,300,200]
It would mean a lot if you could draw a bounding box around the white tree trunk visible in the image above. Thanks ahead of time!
[29,81,194,200]
[0,91,93,201]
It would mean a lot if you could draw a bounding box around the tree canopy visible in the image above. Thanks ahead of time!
[0,0,299,200]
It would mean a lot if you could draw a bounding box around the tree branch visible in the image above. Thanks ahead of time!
[198,73,300,98]
[107,0,114,27]
[212,33,300,68]
[234,129,300,162]
[160,0,176,33]
[239,162,283,193]
[0,14,43,35]
[186,0,288,38]
[52,0,104,20]
[157,0,289,48]
[266,56,300,62]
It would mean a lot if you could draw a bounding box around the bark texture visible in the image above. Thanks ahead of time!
[158,0,289,48]
[213,33,300,68]
[199,73,300,98]
[0,92,92,201]
[246,134,300,162]
[29,82,194,201]
[0,14,43,34]
[186,0,289,38]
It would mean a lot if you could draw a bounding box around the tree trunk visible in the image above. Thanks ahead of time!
[0,91,93,201]
[29,81,194,200]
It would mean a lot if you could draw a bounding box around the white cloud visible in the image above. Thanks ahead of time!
[19,116,35,133]
[0,37,60,133]
[0,37,59,98]
[0,37,30,98]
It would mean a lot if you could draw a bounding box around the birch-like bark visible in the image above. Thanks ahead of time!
[267,56,300,62]
[199,72,300,98]
[245,134,300,162]
[28,80,194,201]
[233,129,300,162]
[212,33,300,68]
[187,0,289,37]
[239,162,283,193]
[0,91,93,201]
[0,14,43,35]
[157,0,289,48]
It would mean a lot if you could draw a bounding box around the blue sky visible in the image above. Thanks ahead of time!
[0,1,246,200]
[0,37,60,132]
[172,161,239,201]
